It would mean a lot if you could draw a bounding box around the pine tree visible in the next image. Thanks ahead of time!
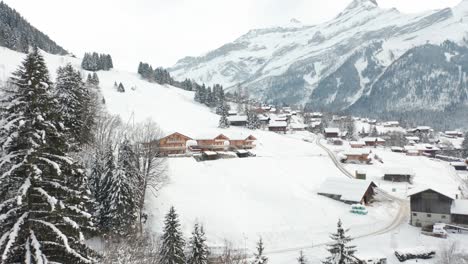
[159,206,185,264]
[117,82,125,93]
[92,72,100,86]
[187,223,209,264]
[247,110,260,130]
[0,48,97,263]
[322,219,357,264]
[218,103,230,129]
[462,133,468,158]
[252,238,268,264]
[55,64,95,147]
[370,125,379,137]
[297,250,307,264]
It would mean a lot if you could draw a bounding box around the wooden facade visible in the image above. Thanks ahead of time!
[159,133,256,155]
[158,132,193,155]
[409,189,453,227]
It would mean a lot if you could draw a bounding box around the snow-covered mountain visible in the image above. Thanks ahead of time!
[170,0,468,128]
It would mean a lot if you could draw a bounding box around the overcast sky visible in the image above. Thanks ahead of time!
[3,0,462,71]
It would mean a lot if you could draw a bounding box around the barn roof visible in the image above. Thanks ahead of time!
[317,178,376,203]
[269,121,287,128]
[407,188,455,200]
[227,115,247,122]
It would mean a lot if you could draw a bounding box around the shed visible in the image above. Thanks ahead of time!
[391,146,404,153]
[450,162,467,171]
[451,200,468,225]
[340,149,371,164]
[382,167,414,183]
[317,178,377,204]
[350,141,365,148]
[235,149,250,158]
[202,151,218,161]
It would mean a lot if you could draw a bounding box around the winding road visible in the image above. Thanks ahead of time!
[264,134,409,256]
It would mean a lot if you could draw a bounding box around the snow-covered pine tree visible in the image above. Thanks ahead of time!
[297,250,307,264]
[322,219,358,264]
[0,48,97,263]
[117,82,125,93]
[89,149,105,217]
[252,238,268,264]
[55,64,95,147]
[218,103,230,129]
[461,132,468,158]
[370,126,379,137]
[159,206,185,264]
[98,143,116,228]
[92,73,100,86]
[187,223,209,264]
[247,110,260,130]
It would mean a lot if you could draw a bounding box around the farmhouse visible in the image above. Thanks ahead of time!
[227,115,248,126]
[404,144,440,157]
[362,137,385,147]
[268,121,288,133]
[340,149,371,164]
[317,178,377,204]
[196,134,230,152]
[158,132,193,155]
[382,167,414,183]
[324,128,340,138]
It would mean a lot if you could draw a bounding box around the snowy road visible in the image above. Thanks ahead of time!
[260,134,410,257]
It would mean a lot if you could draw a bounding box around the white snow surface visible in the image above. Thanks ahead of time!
[2,46,468,263]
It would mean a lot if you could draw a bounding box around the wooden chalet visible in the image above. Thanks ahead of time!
[340,149,371,164]
[317,178,377,205]
[196,134,231,152]
[324,128,340,138]
[230,135,257,150]
[404,144,440,157]
[158,132,193,155]
[362,137,385,147]
[268,121,287,134]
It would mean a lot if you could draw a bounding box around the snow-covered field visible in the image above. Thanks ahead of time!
[2,47,468,263]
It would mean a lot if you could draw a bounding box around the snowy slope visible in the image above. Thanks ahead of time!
[2,47,467,263]
[170,0,468,123]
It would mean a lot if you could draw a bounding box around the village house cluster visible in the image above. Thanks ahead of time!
[156,132,257,158]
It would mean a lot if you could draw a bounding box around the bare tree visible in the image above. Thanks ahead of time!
[439,241,468,264]
[101,231,160,264]
[211,240,248,264]
[129,118,168,232]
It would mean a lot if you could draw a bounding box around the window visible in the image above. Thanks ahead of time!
[412,213,417,216]
[427,214,431,218]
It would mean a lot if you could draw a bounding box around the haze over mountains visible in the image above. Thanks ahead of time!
[170,0,468,129]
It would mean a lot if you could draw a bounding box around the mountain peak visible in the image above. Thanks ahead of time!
[345,0,378,11]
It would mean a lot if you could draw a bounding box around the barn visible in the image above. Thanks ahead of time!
[324,128,340,138]
[317,178,377,205]
[451,200,468,225]
[408,189,454,227]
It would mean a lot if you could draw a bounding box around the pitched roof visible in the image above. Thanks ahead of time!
[227,115,248,122]
[407,188,455,200]
[324,128,340,133]
[317,178,376,203]
[160,132,193,141]
[269,121,287,128]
